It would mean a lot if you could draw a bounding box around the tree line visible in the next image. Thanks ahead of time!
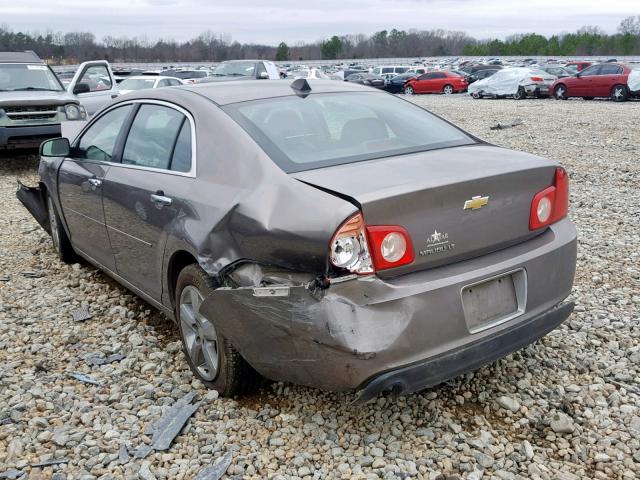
[1,16,639,64]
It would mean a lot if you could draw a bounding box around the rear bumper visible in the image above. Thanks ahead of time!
[524,84,551,96]
[355,301,574,403]
[0,124,61,149]
[202,218,577,396]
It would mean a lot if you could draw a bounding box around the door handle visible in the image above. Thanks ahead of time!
[150,193,172,207]
[87,178,102,189]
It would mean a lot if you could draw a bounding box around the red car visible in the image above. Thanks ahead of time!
[403,71,468,95]
[551,63,633,102]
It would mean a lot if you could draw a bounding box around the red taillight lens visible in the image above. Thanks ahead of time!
[529,167,569,230]
[530,76,544,82]
[329,213,414,273]
[366,226,415,271]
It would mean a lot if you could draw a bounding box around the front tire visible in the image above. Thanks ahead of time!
[176,264,261,396]
[442,84,454,94]
[471,92,483,99]
[47,193,76,263]
[403,85,414,95]
[554,84,568,100]
[611,84,628,102]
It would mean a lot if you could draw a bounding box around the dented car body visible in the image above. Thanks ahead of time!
[19,80,577,402]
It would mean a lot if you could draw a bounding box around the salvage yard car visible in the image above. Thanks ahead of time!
[551,63,636,102]
[18,79,577,402]
[469,67,557,99]
[0,51,88,151]
[403,71,468,95]
[117,75,184,95]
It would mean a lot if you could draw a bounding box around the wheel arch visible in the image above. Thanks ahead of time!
[166,249,199,312]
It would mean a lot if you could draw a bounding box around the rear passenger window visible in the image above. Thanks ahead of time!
[599,65,622,75]
[122,104,185,170]
[170,121,192,172]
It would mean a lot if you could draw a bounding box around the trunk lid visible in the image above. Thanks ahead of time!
[293,145,558,277]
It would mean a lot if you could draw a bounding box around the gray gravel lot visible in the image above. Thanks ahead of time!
[0,95,638,480]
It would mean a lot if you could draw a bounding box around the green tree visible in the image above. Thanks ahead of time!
[275,41,290,61]
[321,35,342,59]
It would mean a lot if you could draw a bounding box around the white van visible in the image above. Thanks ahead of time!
[370,66,410,80]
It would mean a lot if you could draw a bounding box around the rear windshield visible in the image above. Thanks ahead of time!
[224,92,474,173]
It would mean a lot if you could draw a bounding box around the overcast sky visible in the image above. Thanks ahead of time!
[2,0,638,44]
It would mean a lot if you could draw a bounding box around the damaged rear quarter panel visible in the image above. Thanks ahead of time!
[157,90,359,306]
[199,277,415,391]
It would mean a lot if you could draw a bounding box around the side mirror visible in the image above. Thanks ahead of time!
[73,82,91,95]
[258,71,269,79]
[40,137,70,157]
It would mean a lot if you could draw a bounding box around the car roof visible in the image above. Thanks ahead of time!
[123,75,161,80]
[0,51,42,63]
[179,79,375,106]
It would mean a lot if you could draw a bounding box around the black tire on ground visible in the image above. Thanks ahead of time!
[611,84,628,102]
[513,87,527,100]
[582,96,594,100]
[175,263,261,396]
[442,84,454,94]
[471,92,482,99]
[47,193,77,263]
[554,84,568,100]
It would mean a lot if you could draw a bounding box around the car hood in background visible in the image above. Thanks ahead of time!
[198,76,254,83]
[0,90,79,107]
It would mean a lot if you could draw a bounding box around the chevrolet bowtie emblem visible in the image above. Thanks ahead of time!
[463,195,489,210]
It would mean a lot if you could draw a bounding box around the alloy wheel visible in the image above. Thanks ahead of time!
[404,86,414,95]
[443,85,454,94]
[179,285,219,381]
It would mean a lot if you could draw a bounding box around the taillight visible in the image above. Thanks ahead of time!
[366,226,415,270]
[329,213,414,273]
[330,213,373,274]
[530,76,544,82]
[529,167,569,230]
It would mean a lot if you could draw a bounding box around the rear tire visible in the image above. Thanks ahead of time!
[554,84,568,100]
[442,84,454,94]
[471,92,483,99]
[513,87,527,100]
[175,264,261,396]
[47,193,77,263]
[403,85,414,95]
[611,84,628,102]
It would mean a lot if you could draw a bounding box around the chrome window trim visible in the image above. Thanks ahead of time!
[72,98,197,178]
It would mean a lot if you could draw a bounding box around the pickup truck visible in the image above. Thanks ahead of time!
[0,51,117,151]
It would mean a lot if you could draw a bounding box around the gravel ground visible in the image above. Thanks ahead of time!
[0,95,638,480]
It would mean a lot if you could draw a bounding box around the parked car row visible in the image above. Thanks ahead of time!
[468,63,639,102]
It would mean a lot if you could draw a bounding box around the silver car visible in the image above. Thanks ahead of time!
[18,79,577,402]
